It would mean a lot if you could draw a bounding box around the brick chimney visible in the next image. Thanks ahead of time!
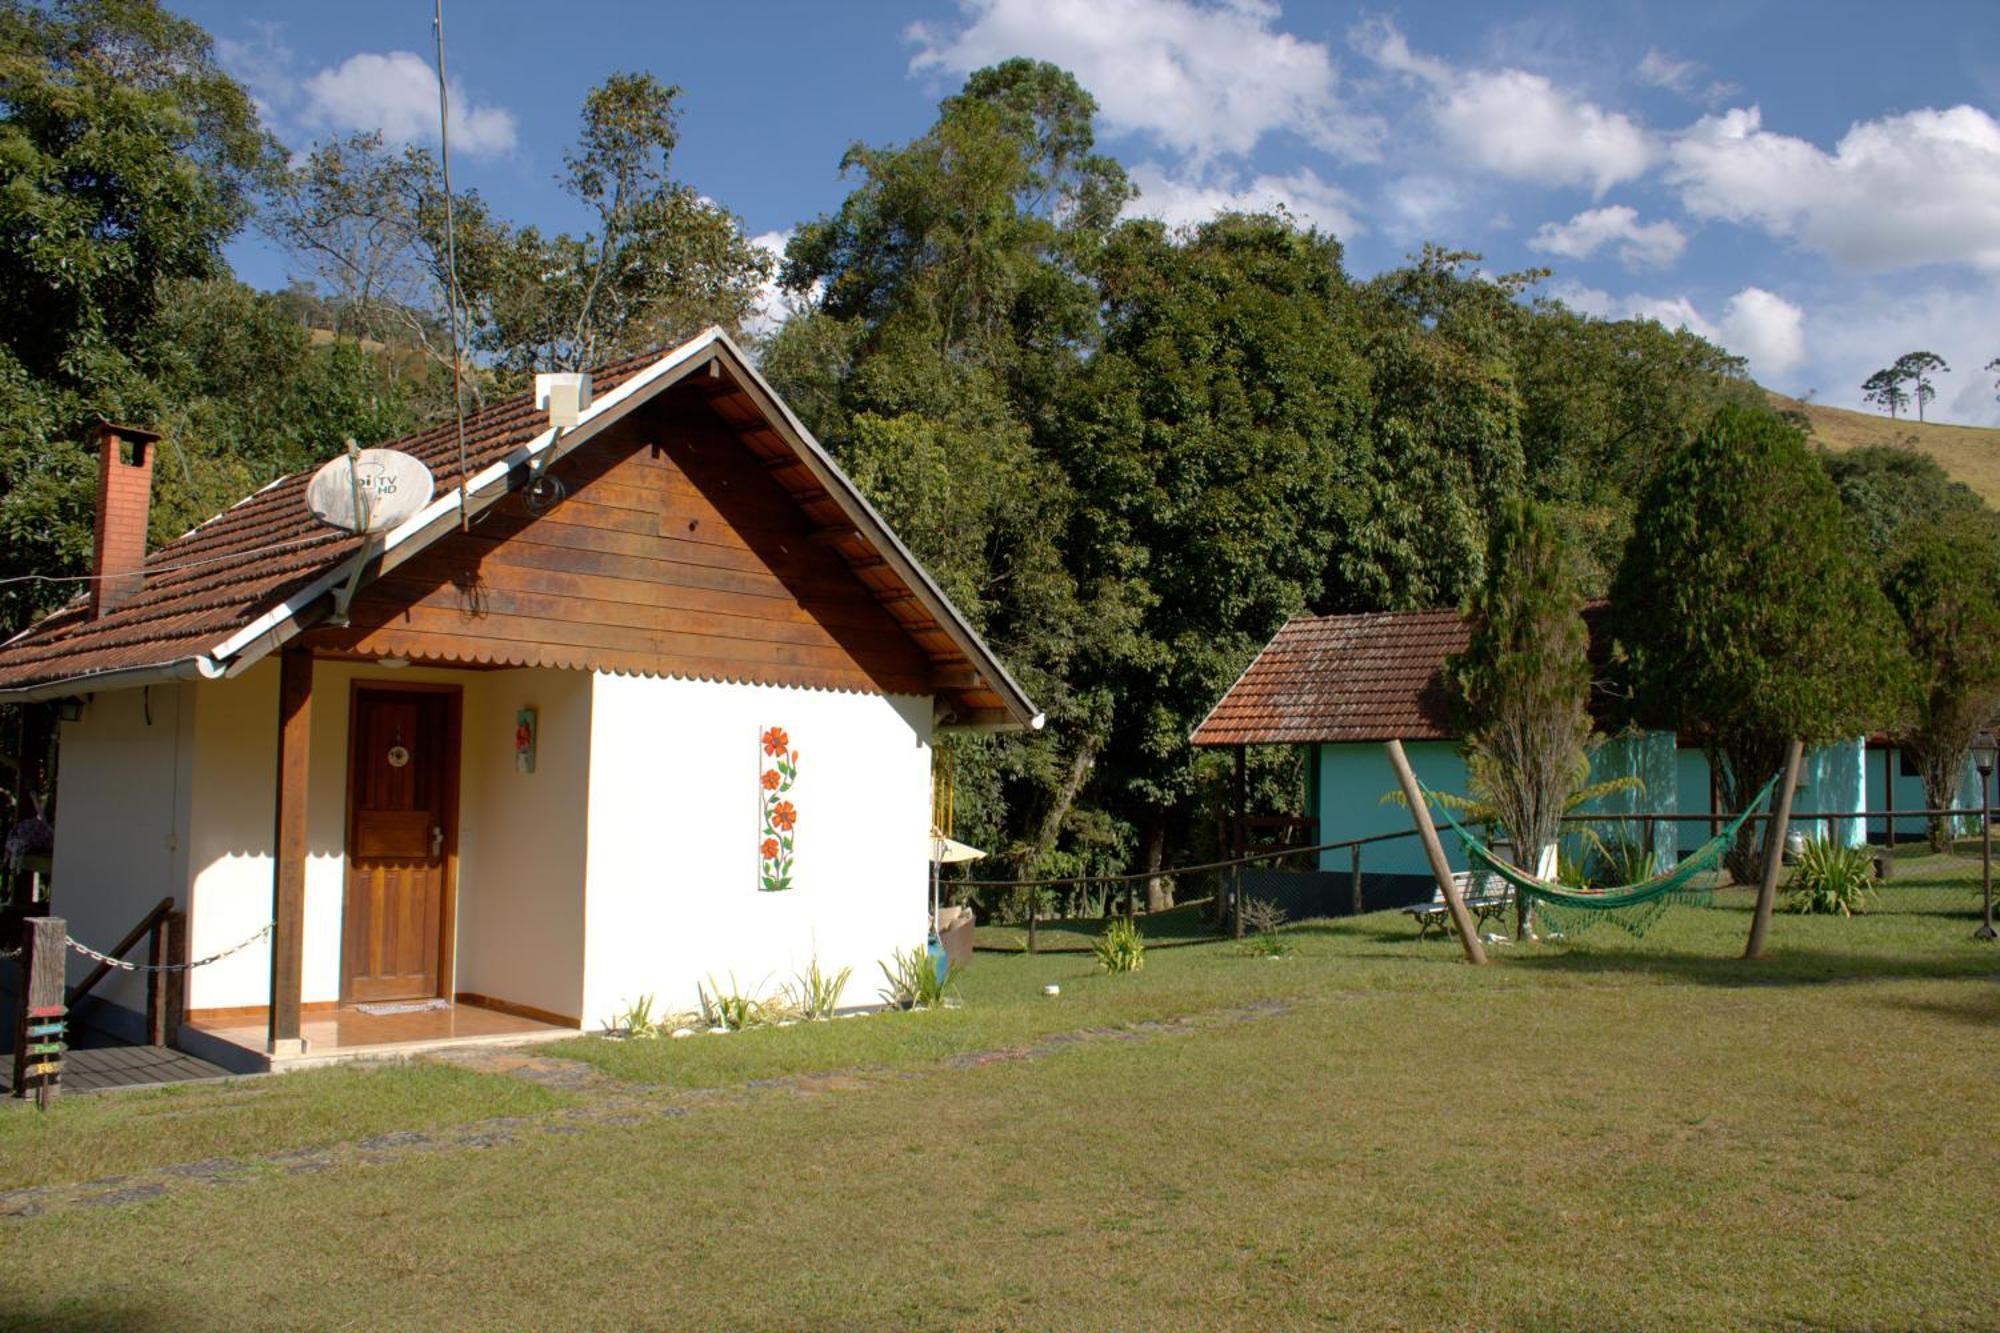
[89,422,160,619]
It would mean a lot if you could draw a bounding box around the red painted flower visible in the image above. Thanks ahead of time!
[761,768,782,790]
[761,727,790,756]
[771,800,796,832]
[761,837,781,861]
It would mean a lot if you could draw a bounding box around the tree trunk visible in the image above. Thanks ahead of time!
[1917,746,1962,853]
[1716,737,1787,884]
[1024,736,1096,875]
[1142,816,1170,913]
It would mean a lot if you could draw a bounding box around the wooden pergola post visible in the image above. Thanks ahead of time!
[1384,739,1486,965]
[268,649,312,1054]
[1745,738,1805,961]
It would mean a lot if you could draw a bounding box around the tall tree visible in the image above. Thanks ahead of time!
[0,0,282,632]
[1062,212,1371,899]
[1882,511,2000,850]
[1893,351,1950,423]
[0,0,278,382]
[1447,497,1593,937]
[1862,366,1910,419]
[767,60,1128,876]
[1823,445,1985,563]
[1609,404,1905,880]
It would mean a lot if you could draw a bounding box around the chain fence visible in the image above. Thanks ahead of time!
[64,922,273,974]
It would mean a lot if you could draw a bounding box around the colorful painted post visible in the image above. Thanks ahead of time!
[12,916,66,1106]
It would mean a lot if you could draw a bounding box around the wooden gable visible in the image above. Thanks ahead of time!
[303,385,936,697]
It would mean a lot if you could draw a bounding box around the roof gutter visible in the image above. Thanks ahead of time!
[0,653,225,703]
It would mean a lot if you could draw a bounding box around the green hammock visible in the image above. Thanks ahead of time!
[1419,773,1782,937]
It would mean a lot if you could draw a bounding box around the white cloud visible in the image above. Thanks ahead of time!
[1123,163,1363,237]
[1802,276,2000,424]
[744,230,800,338]
[1634,48,1737,105]
[300,51,518,157]
[1379,173,1471,241]
[1667,104,2000,271]
[907,0,1379,162]
[1355,19,1655,195]
[1549,281,1806,380]
[1717,287,1806,376]
[1529,205,1687,270]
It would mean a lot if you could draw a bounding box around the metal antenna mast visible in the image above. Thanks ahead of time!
[433,0,471,531]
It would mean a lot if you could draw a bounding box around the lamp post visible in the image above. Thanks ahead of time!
[1976,733,1997,941]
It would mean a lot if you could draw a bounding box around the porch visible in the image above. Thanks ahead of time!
[181,998,575,1074]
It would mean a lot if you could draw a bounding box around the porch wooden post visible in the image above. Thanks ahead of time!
[1232,745,1248,937]
[1745,739,1805,962]
[268,649,312,1053]
[1384,740,1486,965]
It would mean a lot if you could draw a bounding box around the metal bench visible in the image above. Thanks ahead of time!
[1402,867,1515,938]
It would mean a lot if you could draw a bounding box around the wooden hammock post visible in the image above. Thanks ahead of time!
[1384,740,1486,965]
[1745,739,1805,961]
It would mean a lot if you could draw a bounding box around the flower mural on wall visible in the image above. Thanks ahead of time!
[759,726,798,891]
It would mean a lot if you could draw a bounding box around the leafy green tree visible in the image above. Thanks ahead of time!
[1823,445,1984,563]
[1609,404,1906,879]
[768,60,1127,877]
[1317,249,1531,610]
[1862,367,1910,419]
[0,0,280,631]
[1447,497,1593,936]
[1062,212,1370,899]
[0,0,278,382]
[1893,351,1949,423]
[1882,511,2000,850]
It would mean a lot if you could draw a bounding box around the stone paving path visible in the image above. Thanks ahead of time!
[0,1000,1289,1221]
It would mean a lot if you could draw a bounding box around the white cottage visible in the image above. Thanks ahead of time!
[0,330,1039,1069]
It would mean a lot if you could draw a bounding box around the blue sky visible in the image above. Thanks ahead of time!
[186,0,2000,423]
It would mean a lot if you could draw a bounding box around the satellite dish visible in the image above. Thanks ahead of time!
[306,448,434,534]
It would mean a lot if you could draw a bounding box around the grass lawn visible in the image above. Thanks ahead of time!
[3,878,1997,1329]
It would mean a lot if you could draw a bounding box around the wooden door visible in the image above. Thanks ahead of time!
[343,685,459,1002]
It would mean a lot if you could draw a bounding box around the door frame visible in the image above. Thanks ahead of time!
[340,678,463,1003]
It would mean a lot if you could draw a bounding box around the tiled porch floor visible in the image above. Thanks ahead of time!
[184,1000,577,1071]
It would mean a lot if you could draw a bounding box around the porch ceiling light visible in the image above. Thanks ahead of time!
[379,656,410,670]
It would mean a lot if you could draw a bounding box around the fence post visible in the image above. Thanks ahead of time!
[1231,861,1244,938]
[1026,894,1037,955]
[1350,843,1364,915]
[146,914,168,1047]
[163,909,187,1047]
[12,915,65,1104]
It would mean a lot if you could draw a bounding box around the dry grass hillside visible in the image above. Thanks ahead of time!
[1767,389,2000,506]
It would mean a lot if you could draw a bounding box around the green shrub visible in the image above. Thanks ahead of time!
[697,976,768,1030]
[878,946,952,1010]
[1238,897,1290,957]
[785,957,853,1021]
[1786,838,1877,916]
[607,994,660,1038]
[1093,916,1145,973]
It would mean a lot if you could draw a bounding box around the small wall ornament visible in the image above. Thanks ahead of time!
[759,726,798,892]
[515,707,538,774]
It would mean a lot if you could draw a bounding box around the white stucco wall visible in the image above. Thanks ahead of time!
[581,673,933,1027]
[454,669,589,1022]
[49,684,193,1015]
[182,659,594,1015]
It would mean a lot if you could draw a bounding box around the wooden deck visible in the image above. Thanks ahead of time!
[183,999,575,1071]
[1,1040,235,1096]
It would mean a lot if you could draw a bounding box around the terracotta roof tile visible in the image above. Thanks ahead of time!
[1191,610,1470,746]
[1192,605,1615,747]
[0,349,663,694]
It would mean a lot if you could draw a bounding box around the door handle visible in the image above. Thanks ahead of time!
[431,825,444,858]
